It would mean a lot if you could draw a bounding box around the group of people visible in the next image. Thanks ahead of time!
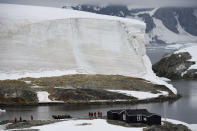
[14,115,33,122]
[88,112,102,118]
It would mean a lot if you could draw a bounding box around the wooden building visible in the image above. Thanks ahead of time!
[107,109,161,125]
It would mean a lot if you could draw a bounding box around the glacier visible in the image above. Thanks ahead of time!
[0,4,176,94]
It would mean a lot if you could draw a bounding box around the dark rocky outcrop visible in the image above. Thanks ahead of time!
[63,5,197,44]
[176,8,197,36]
[153,52,197,79]
[153,8,179,34]
[48,88,136,102]
[138,13,155,33]
[0,80,38,104]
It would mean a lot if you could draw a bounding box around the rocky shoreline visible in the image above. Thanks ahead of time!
[0,94,181,107]
[153,45,197,79]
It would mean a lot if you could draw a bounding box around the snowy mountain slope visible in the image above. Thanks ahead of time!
[0,4,176,94]
[64,5,197,45]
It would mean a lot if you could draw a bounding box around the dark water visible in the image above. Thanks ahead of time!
[0,46,197,124]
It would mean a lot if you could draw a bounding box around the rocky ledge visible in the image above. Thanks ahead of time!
[153,46,197,79]
[0,74,178,105]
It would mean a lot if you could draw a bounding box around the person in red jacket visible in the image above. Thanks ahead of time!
[14,117,17,123]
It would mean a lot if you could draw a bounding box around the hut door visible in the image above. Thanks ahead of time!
[123,113,126,121]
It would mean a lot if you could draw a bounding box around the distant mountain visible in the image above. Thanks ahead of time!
[63,5,197,45]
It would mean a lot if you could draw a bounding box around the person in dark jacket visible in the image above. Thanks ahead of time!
[31,115,33,120]
[20,116,22,122]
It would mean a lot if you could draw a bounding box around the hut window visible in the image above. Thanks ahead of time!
[137,115,142,121]
[144,117,147,121]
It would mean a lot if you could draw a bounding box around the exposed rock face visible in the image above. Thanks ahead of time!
[153,52,197,79]
[137,13,155,33]
[22,74,175,103]
[153,8,179,34]
[0,80,38,104]
[64,5,197,44]
[0,74,178,105]
[49,88,136,102]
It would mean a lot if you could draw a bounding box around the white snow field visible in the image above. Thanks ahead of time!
[107,90,168,100]
[37,91,63,103]
[30,119,143,131]
[37,91,52,103]
[176,44,197,70]
[28,118,194,131]
[0,108,6,113]
[0,4,176,94]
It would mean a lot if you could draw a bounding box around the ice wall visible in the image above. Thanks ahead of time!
[0,4,177,94]
[0,4,147,79]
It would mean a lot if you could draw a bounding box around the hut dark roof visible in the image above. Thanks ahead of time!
[108,110,124,113]
[108,109,160,117]
[125,109,157,116]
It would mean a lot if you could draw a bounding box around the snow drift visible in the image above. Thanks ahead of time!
[0,4,176,94]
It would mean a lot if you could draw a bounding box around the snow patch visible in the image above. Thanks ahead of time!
[176,44,197,70]
[28,118,194,131]
[190,124,197,131]
[165,43,197,50]
[0,108,6,113]
[158,77,171,82]
[37,91,52,103]
[30,119,143,131]
[37,91,63,103]
[107,90,168,100]
[24,81,31,84]
[162,118,192,130]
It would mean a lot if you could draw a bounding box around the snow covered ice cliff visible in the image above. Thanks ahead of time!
[0,4,176,94]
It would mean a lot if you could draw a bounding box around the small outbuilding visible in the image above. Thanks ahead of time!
[107,109,161,125]
[107,110,123,120]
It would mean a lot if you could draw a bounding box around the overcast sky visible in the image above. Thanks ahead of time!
[0,0,197,8]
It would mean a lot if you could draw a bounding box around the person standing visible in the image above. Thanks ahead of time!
[14,117,17,123]
[19,116,22,122]
[31,115,33,120]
